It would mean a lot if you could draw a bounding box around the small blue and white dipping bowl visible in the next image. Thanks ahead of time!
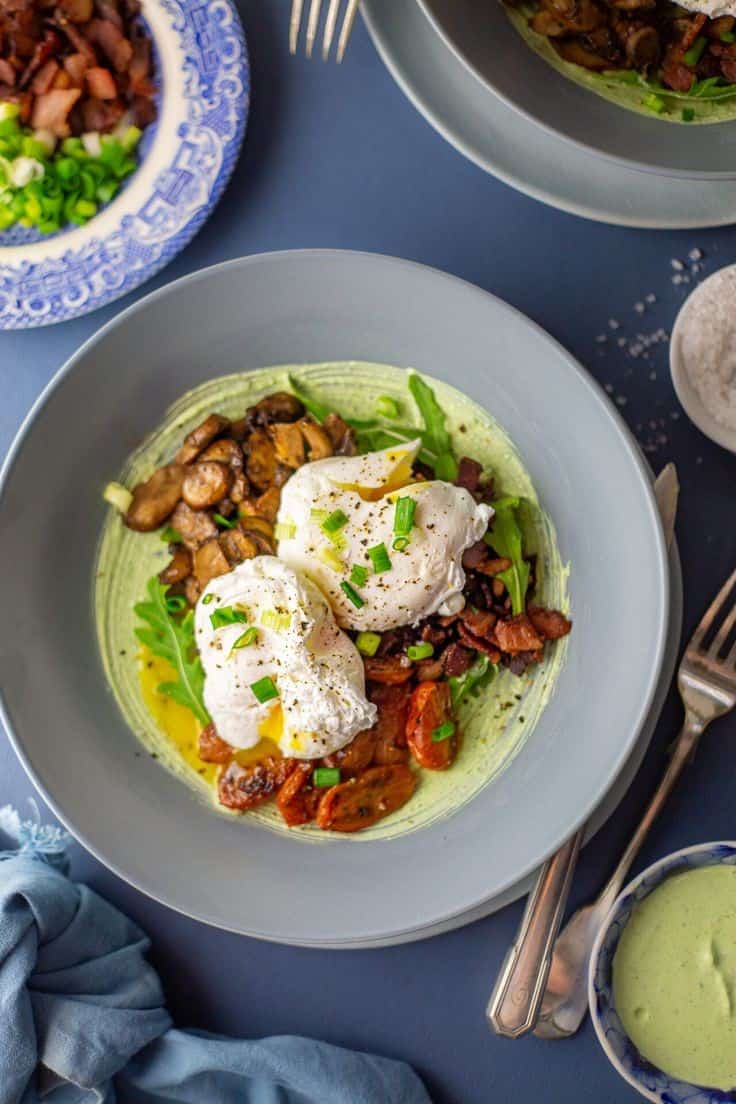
[588,841,736,1104]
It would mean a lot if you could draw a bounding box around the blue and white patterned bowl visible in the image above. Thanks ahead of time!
[589,841,736,1103]
[0,0,248,329]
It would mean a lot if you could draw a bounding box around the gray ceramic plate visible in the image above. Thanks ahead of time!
[418,0,736,180]
[0,250,668,946]
[363,0,736,228]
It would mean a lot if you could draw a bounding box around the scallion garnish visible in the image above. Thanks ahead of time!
[321,508,349,534]
[682,106,695,122]
[350,564,369,586]
[340,580,365,609]
[160,526,183,544]
[165,595,187,614]
[231,626,258,652]
[274,520,297,541]
[367,542,392,573]
[313,767,341,788]
[260,609,291,631]
[213,513,238,529]
[407,642,434,661]
[392,536,410,551]
[643,92,666,114]
[103,481,132,514]
[355,631,381,657]
[318,546,345,572]
[202,593,216,605]
[721,30,736,43]
[683,36,706,66]
[376,395,400,419]
[393,496,416,550]
[250,676,279,704]
[210,606,248,629]
[431,722,455,743]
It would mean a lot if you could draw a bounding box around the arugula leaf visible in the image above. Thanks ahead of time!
[448,653,496,709]
[408,371,458,480]
[134,576,210,726]
[485,496,531,616]
[287,374,332,423]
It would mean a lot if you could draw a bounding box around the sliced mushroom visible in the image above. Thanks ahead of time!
[175,414,230,464]
[229,471,250,504]
[193,538,231,588]
[269,421,307,469]
[229,417,249,442]
[239,518,276,555]
[247,392,305,427]
[198,438,244,469]
[182,461,232,510]
[544,0,603,31]
[531,9,570,35]
[219,528,259,566]
[170,500,218,550]
[255,486,281,522]
[124,462,185,531]
[158,546,192,585]
[215,498,236,519]
[273,463,294,488]
[553,37,611,69]
[323,412,357,456]
[624,25,660,67]
[244,429,277,492]
[298,418,333,460]
[184,576,201,606]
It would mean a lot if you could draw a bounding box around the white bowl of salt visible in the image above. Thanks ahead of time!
[671,263,736,454]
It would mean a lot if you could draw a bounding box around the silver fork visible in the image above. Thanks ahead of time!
[290,0,361,61]
[533,563,736,1039]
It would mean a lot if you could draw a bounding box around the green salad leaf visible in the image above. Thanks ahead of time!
[134,576,210,726]
[485,496,530,616]
[449,653,496,708]
[407,371,458,480]
[287,374,333,423]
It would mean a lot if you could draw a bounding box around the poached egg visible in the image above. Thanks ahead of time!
[195,557,377,758]
[276,440,493,631]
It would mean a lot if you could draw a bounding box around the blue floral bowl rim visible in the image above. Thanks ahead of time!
[587,839,736,1103]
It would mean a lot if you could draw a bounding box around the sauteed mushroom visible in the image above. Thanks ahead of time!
[124,463,184,531]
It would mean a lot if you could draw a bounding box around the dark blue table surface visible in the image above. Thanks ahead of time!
[2,3,736,1101]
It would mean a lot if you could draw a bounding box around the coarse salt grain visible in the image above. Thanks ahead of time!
[674,265,736,433]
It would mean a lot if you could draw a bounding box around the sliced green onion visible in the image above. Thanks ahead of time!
[165,595,187,614]
[160,526,183,544]
[102,480,132,513]
[340,580,365,609]
[367,542,392,574]
[202,593,216,605]
[213,512,238,529]
[407,642,434,661]
[0,102,20,122]
[720,30,736,43]
[121,125,143,152]
[313,767,340,788]
[350,563,369,587]
[356,631,381,657]
[250,676,279,703]
[431,722,456,743]
[231,626,258,651]
[317,545,344,572]
[682,106,695,122]
[376,395,400,419]
[260,609,291,631]
[683,36,706,66]
[274,520,297,541]
[321,508,349,534]
[310,508,328,524]
[393,495,417,536]
[643,93,666,114]
[210,606,248,629]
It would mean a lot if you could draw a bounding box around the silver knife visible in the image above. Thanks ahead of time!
[486,463,679,1039]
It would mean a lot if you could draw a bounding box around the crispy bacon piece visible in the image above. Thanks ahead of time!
[405,681,457,771]
[493,614,544,655]
[456,456,483,493]
[460,608,497,638]
[63,50,89,84]
[218,757,296,812]
[477,556,512,577]
[442,642,474,678]
[368,682,410,765]
[461,539,488,570]
[456,622,501,662]
[323,727,377,775]
[85,64,116,98]
[86,17,132,71]
[30,57,58,93]
[30,85,80,134]
[527,605,572,642]
[363,656,414,684]
[276,763,321,827]
[315,765,416,832]
[198,723,233,765]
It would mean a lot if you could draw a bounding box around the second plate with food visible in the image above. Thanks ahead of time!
[0,249,668,946]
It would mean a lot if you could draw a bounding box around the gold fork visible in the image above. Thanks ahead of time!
[290,0,361,61]
[532,563,736,1038]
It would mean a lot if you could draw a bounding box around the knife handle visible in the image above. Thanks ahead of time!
[486,830,583,1038]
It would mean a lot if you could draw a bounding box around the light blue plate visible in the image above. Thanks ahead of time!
[0,0,248,330]
[591,841,736,1102]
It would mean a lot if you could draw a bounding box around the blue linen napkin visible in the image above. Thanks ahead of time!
[0,806,431,1104]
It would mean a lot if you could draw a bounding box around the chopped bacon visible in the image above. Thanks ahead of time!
[63,51,88,84]
[477,556,512,577]
[87,17,132,71]
[30,57,58,93]
[456,456,483,493]
[364,655,414,684]
[527,605,572,642]
[80,93,123,130]
[0,57,15,84]
[85,64,116,98]
[456,622,501,662]
[460,607,497,639]
[442,642,474,678]
[493,614,544,655]
[461,538,488,570]
[31,86,80,135]
[198,723,233,765]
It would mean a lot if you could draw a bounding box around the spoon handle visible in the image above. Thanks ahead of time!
[486,829,583,1037]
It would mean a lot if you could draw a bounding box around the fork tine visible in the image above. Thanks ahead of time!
[708,599,736,660]
[690,565,736,653]
[336,0,360,62]
[306,0,323,58]
[322,0,341,60]
[290,0,304,53]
